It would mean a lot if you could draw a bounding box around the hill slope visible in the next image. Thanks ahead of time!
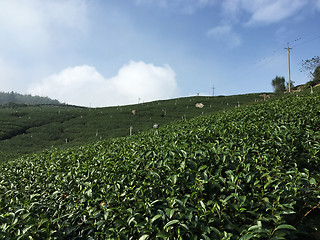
[0,91,319,239]
[0,93,272,162]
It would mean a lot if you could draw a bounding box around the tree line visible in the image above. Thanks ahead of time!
[0,91,60,106]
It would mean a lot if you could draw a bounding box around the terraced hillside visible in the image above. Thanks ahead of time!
[0,93,269,162]
[0,90,319,239]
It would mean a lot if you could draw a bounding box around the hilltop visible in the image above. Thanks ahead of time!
[0,92,274,162]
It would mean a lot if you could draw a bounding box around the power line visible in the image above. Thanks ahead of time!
[225,32,320,93]
[231,49,286,81]
[291,32,320,48]
[232,33,320,86]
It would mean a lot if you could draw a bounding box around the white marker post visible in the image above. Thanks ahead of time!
[153,123,159,135]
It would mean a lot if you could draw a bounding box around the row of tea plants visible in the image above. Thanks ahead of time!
[0,92,320,239]
[0,93,268,163]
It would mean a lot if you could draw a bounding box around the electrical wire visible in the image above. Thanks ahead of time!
[290,32,320,48]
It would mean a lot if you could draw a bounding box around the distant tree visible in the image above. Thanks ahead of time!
[286,80,294,91]
[7,91,16,103]
[301,56,320,86]
[0,92,60,105]
[312,65,320,83]
[272,76,285,93]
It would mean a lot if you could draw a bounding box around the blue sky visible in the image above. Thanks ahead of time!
[0,0,320,107]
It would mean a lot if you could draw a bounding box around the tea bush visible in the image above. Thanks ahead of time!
[0,92,320,239]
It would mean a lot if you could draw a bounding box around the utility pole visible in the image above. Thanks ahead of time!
[285,43,292,93]
[212,84,215,96]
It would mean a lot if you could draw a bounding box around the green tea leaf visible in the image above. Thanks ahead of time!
[139,234,149,240]
[239,234,254,240]
[151,214,163,223]
[164,220,179,229]
[274,224,297,231]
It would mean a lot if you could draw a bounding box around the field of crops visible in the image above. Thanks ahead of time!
[0,93,268,162]
[0,92,320,239]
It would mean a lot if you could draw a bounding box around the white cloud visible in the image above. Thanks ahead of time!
[0,58,17,91]
[0,0,89,94]
[315,0,320,10]
[182,0,216,14]
[221,0,308,25]
[0,0,88,53]
[135,0,216,13]
[135,0,167,8]
[246,0,307,25]
[207,24,241,48]
[28,61,179,107]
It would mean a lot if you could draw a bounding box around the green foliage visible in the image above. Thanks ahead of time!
[301,56,320,87]
[286,80,295,92]
[0,91,320,239]
[272,76,286,93]
[0,93,271,163]
[0,91,60,105]
[314,65,320,83]
[305,65,320,87]
[301,56,320,77]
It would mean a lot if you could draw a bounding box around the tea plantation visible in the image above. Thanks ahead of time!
[0,91,320,239]
[0,93,267,162]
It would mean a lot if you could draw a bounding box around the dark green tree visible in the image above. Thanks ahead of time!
[0,92,60,105]
[286,80,295,91]
[272,76,285,93]
[301,56,320,86]
[7,91,16,103]
[312,65,320,83]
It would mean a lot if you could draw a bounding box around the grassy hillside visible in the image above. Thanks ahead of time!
[0,93,271,162]
[0,90,319,239]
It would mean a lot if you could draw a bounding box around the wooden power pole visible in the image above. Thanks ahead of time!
[285,43,292,93]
